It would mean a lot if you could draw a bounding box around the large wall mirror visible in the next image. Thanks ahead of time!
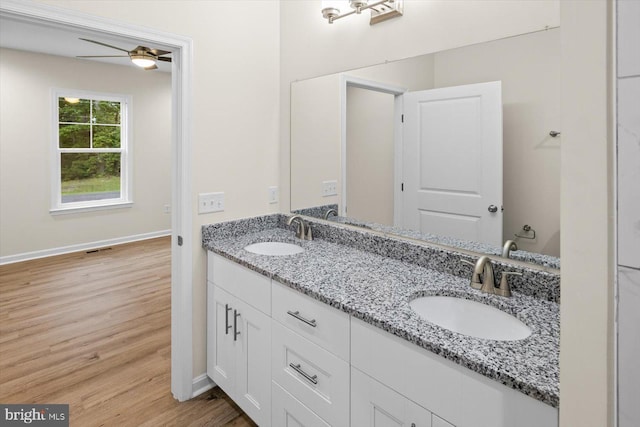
[290,28,561,269]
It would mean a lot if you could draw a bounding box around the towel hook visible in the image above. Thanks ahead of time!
[549,131,561,138]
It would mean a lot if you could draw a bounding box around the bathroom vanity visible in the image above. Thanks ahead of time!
[202,214,560,427]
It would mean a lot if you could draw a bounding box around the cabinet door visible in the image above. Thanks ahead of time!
[236,298,272,426]
[352,367,432,427]
[210,285,236,397]
[432,415,455,427]
[272,382,331,427]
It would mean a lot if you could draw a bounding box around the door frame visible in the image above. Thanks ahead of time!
[0,0,194,401]
[340,75,405,221]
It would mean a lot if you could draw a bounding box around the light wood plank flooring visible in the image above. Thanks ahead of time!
[0,237,257,427]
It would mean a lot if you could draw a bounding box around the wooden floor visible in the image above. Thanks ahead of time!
[0,237,257,427]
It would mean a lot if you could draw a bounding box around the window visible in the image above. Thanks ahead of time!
[51,90,132,213]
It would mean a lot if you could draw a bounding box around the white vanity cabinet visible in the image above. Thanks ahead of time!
[206,251,558,427]
[351,317,557,427]
[207,255,272,426]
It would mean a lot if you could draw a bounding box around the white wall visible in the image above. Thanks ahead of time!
[31,0,281,379]
[559,1,615,426]
[290,74,341,211]
[0,48,171,260]
[346,87,395,225]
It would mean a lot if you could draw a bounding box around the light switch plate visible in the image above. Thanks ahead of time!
[198,192,224,214]
[322,180,338,197]
[268,186,279,204]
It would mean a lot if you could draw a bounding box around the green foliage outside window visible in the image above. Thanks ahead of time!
[58,98,122,184]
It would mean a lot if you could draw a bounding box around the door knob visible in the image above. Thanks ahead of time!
[488,205,498,213]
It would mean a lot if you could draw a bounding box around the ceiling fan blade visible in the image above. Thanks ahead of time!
[150,48,171,56]
[79,38,130,53]
[157,56,172,63]
[76,55,129,58]
[144,64,159,71]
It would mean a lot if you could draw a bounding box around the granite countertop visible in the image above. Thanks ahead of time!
[202,224,559,408]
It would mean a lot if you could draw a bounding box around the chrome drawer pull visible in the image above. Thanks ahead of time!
[225,304,232,335]
[287,310,317,327]
[289,363,318,385]
[233,310,240,341]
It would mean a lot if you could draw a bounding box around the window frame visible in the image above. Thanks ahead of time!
[50,89,133,214]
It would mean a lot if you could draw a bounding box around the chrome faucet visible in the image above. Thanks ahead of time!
[324,209,338,220]
[461,256,521,297]
[502,240,518,258]
[462,256,496,292]
[287,215,313,240]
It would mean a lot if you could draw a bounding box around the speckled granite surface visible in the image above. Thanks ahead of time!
[202,214,560,408]
[312,212,561,269]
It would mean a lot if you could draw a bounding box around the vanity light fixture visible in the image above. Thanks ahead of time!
[63,97,80,104]
[321,0,403,25]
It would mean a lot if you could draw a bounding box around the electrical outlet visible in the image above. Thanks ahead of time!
[163,204,171,214]
[198,192,224,214]
[322,180,338,197]
[268,186,278,204]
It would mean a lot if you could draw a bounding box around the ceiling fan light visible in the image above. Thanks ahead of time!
[131,55,156,69]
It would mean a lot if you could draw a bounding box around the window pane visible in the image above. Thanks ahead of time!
[59,98,90,123]
[92,100,121,124]
[93,125,121,148]
[59,124,90,148]
[61,153,121,203]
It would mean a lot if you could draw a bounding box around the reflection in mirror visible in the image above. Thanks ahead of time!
[291,28,561,269]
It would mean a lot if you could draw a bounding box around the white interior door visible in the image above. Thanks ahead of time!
[401,81,503,246]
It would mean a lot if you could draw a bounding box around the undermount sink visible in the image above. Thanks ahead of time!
[409,296,531,341]
[244,241,304,256]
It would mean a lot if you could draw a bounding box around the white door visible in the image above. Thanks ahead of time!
[401,81,503,246]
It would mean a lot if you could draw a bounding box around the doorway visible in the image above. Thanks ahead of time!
[0,0,194,401]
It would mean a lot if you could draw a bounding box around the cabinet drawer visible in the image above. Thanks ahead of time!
[272,321,349,427]
[272,281,349,361]
[272,381,330,427]
[209,253,271,315]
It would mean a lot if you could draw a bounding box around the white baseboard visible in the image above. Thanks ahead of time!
[192,373,215,398]
[0,230,171,265]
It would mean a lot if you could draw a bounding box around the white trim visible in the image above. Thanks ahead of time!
[0,0,194,402]
[192,373,215,398]
[0,229,170,265]
[50,201,133,215]
[339,75,406,217]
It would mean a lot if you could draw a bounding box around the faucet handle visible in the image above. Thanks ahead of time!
[460,258,483,290]
[496,271,522,297]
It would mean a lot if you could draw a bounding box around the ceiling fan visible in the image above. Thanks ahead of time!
[77,38,171,70]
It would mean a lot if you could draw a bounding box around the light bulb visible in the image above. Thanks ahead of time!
[131,56,156,69]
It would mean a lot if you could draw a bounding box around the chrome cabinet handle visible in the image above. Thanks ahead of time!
[289,363,318,385]
[225,304,232,335]
[233,310,240,341]
[287,310,317,327]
